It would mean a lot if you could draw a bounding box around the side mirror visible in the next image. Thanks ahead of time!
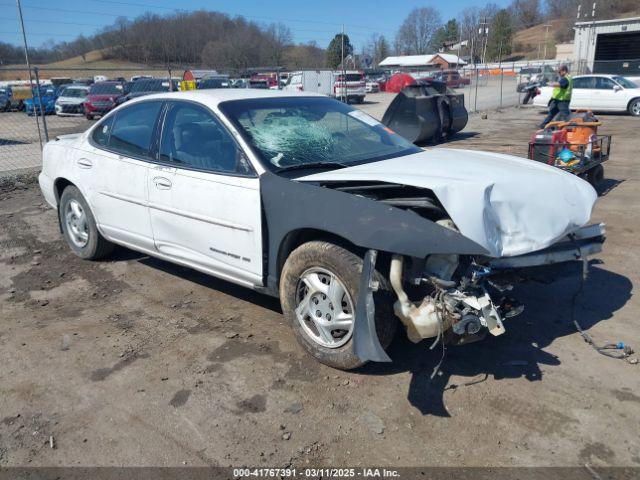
[614,85,622,92]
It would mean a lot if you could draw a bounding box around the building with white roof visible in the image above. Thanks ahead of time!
[378,54,467,69]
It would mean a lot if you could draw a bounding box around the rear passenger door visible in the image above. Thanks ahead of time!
[147,100,262,286]
[88,100,163,251]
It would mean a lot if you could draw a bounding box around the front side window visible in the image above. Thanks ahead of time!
[159,102,251,175]
[595,77,616,90]
[108,101,162,158]
[219,97,420,173]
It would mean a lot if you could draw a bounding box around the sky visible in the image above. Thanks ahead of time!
[1,0,511,50]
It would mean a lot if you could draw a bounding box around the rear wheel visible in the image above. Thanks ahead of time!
[59,186,114,260]
[280,241,396,370]
[628,98,640,117]
[85,113,94,120]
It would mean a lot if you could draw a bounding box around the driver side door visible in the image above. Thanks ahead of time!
[592,77,624,110]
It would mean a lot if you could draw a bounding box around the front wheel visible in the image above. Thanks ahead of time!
[280,241,397,370]
[628,98,640,117]
[59,186,114,260]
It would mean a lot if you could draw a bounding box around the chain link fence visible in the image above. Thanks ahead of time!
[0,65,205,174]
[6,60,634,175]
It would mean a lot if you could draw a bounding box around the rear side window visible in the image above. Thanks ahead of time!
[573,77,595,89]
[108,101,162,158]
[91,115,114,147]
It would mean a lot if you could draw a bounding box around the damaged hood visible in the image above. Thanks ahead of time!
[298,148,597,257]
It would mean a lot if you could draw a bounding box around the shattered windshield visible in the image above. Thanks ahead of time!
[220,97,420,172]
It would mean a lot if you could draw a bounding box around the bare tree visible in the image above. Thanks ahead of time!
[511,0,542,28]
[396,7,442,55]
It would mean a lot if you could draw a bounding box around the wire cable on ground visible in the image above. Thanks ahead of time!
[571,256,635,363]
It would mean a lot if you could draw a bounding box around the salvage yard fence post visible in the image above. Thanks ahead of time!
[33,67,49,143]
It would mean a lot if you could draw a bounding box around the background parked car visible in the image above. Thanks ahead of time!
[284,71,333,95]
[249,74,278,89]
[428,69,470,88]
[0,87,10,111]
[116,78,177,104]
[231,78,249,88]
[84,81,126,120]
[517,65,556,92]
[333,71,366,103]
[6,85,32,111]
[533,74,640,116]
[24,85,58,116]
[365,78,380,93]
[197,76,230,89]
[55,84,90,116]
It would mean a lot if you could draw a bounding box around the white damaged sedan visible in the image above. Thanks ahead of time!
[39,89,605,369]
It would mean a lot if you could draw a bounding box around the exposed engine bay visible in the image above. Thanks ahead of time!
[316,181,605,352]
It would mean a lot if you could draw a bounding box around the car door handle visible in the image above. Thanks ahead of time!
[153,176,172,190]
[77,158,93,169]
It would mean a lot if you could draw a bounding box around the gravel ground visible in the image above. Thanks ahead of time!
[0,108,638,469]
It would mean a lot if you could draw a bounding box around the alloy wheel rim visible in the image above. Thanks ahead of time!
[295,267,355,349]
[633,102,640,116]
[65,199,89,248]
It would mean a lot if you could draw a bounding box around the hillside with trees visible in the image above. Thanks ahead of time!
[1,0,639,69]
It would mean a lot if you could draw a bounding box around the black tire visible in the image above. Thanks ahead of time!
[522,91,534,104]
[628,98,640,117]
[59,185,114,260]
[587,164,604,186]
[85,113,94,120]
[280,241,397,370]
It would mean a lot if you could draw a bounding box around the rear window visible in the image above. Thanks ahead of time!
[336,74,364,82]
[131,79,172,93]
[60,87,88,98]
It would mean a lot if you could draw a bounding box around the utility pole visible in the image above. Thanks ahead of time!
[16,0,43,148]
[341,24,346,103]
[479,18,489,65]
[542,24,552,61]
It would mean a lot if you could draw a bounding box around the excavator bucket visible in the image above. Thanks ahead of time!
[381,82,468,144]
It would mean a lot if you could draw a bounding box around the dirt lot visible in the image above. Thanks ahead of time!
[0,107,639,468]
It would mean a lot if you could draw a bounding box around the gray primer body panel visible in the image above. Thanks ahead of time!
[260,172,489,292]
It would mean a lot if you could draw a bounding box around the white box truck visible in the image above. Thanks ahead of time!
[284,70,334,96]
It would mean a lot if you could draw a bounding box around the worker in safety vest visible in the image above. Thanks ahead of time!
[539,65,572,128]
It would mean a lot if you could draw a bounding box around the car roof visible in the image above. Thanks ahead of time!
[574,74,619,78]
[125,88,326,108]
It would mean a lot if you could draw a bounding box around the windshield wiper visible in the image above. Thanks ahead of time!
[275,161,349,173]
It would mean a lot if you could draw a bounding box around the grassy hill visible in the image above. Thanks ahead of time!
[511,10,640,61]
[0,48,178,81]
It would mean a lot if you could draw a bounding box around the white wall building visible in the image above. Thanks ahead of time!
[573,16,640,79]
